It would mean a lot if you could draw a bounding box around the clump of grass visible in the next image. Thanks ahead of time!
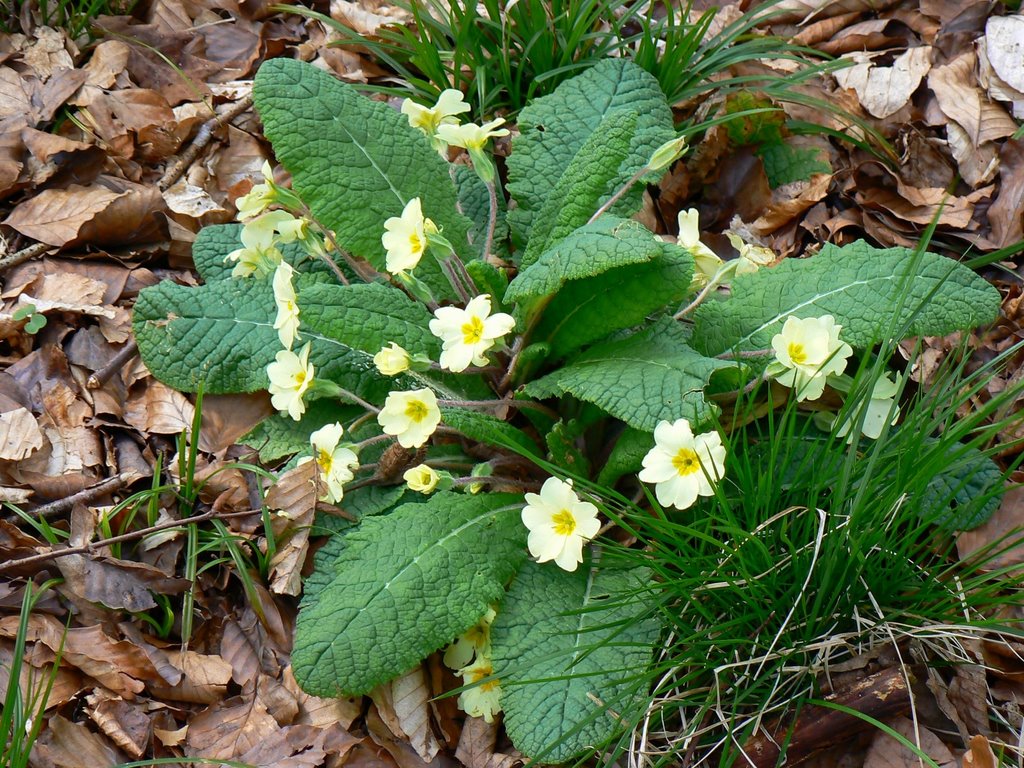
[2,0,137,40]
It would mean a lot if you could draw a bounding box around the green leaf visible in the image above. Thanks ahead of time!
[492,561,659,763]
[440,407,541,457]
[694,240,1002,356]
[455,165,509,260]
[193,223,339,284]
[597,427,655,487]
[545,419,591,478]
[523,319,733,432]
[292,492,526,695]
[920,441,1004,531]
[506,216,674,305]
[520,110,640,268]
[758,142,830,188]
[134,277,278,393]
[531,243,694,359]
[507,59,673,245]
[253,59,473,286]
[242,401,360,463]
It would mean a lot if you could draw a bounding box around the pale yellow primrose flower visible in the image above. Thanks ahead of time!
[402,89,471,135]
[267,342,314,421]
[638,418,726,511]
[521,477,601,572]
[272,262,300,350]
[377,388,441,448]
[444,607,496,670]
[298,422,359,504]
[257,209,308,244]
[226,215,283,278]
[677,209,723,284]
[373,342,411,376]
[382,198,436,274]
[457,654,502,723]
[725,232,775,275]
[235,161,277,220]
[429,294,515,373]
[403,463,440,493]
[648,135,688,172]
[435,118,509,150]
[835,372,901,442]
[768,315,853,402]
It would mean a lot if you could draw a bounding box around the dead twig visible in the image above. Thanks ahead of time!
[0,508,258,573]
[7,472,134,522]
[159,95,254,192]
[87,339,139,389]
[0,242,52,275]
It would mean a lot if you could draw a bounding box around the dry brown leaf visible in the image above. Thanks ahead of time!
[929,52,1018,146]
[85,689,152,758]
[0,407,43,460]
[834,47,932,119]
[984,15,1024,94]
[962,735,999,768]
[957,484,1024,572]
[267,460,317,596]
[20,26,75,79]
[162,177,229,221]
[83,40,131,88]
[282,665,362,730]
[0,640,84,709]
[986,138,1024,248]
[197,392,273,454]
[330,0,409,35]
[863,715,956,768]
[124,380,195,435]
[0,68,33,121]
[149,649,234,704]
[29,715,125,768]
[57,553,189,612]
[455,716,500,768]
[371,666,443,764]
[184,689,281,759]
[235,723,361,768]
[4,183,123,246]
[771,0,902,23]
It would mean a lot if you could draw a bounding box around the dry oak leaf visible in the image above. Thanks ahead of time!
[834,47,933,119]
[0,407,43,460]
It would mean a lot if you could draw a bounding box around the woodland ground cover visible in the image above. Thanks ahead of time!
[0,1,1023,767]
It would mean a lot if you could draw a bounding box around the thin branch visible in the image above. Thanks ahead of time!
[87,340,139,389]
[159,96,254,191]
[6,472,133,522]
[0,509,257,573]
[0,242,51,275]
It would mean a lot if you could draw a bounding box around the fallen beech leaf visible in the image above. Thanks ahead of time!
[162,178,229,221]
[863,716,956,768]
[0,407,43,460]
[267,461,317,596]
[371,666,442,763]
[197,392,273,454]
[237,723,361,767]
[4,183,123,246]
[149,650,234,704]
[20,26,75,80]
[30,715,125,768]
[124,380,195,435]
[963,735,998,768]
[986,139,1024,248]
[184,690,280,759]
[985,16,1024,94]
[0,68,32,120]
[330,0,409,35]
[0,640,84,709]
[57,553,189,611]
[85,689,152,758]
[282,665,362,730]
[83,40,131,88]
[929,52,1018,146]
[834,47,932,119]
[957,485,1024,572]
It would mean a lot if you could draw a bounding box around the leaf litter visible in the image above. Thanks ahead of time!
[0,0,1021,765]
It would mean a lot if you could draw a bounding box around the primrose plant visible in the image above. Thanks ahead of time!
[133,58,1003,761]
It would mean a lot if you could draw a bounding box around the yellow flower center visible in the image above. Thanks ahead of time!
[292,369,307,389]
[408,231,424,255]
[405,399,429,423]
[462,315,485,345]
[671,448,700,477]
[552,509,576,536]
[317,447,333,472]
[787,342,807,365]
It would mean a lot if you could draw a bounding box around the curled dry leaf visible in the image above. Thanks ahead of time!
[371,666,443,764]
[184,688,280,759]
[29,715,125,768]
[57,553,189,612]
[963,735,999,768]
[0,407,43,461]
[149,649,234,705]
[834,47,932,120]
[863,715,956,768]
[984,16,1024,94]
[124,380,196,435]
[266,460,317,596]
[85,689,152,758]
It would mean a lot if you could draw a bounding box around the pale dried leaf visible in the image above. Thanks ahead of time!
[30,715,125,768]
[0,640,84,709]
[863,716,956,768]
[184,691,280,759]
[4,184,124,246]
[945,123,1000,187]
[149,649,234,704]
[929,52,1018,146]
[330,0,409,35]
[985,16,1024,94]
[267,460,317,595]
[455,716,500,768]
[85,690,152,758]
[282,665,361,730]
[963,735,999,768]
[124,380,195,435]
[83,40,131,88]
[0,407,43,460]
[163,177,229,219]
[371,666,442,763]
[57,553,189,611]
[834,47,932,119]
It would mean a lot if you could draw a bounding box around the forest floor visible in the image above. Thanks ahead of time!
[1,0,1023,765]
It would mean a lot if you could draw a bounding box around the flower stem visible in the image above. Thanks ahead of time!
[586,166,647,225]
[484,179,500,265]
[717,348,774,360]
[440,397,559,420]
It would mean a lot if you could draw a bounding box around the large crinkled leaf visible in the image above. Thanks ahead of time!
[532,243,693,359]
[492,561,659,763]
[242,401,360,463]
[519,110,641,268]
[134,277,278,393]
[253,59,473,283]
[694,240,1001,356]
[292,492,526,696]
[522,319,733,431]
[507,59,673,245]
[919,439,1004,532]
[506,217,672,305]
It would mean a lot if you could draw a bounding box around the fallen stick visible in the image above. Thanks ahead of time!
[159,95,254,192]
[87,339,138,389]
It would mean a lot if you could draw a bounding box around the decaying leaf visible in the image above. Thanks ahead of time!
[834,47,932,119]
[0,407,43,460]
[371,666,443,763]
[863,715,956,768]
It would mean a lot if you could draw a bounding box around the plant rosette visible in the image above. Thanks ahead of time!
[132,56,1006,763]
